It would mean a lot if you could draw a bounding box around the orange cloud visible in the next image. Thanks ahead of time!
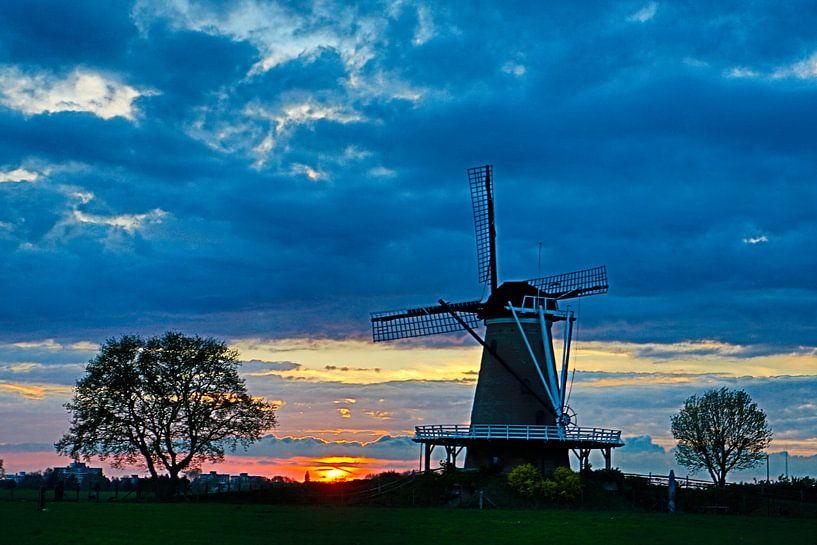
[363,410,393,420]
[0,381,73,400]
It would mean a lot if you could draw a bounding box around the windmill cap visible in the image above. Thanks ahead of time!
[480,281,557,319]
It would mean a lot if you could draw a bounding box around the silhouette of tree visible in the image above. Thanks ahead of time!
[671,387,771,486]
[56,332,277,491]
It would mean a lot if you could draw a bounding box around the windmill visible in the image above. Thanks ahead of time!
[370,165,623,474]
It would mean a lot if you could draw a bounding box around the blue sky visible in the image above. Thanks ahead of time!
[0,1,815,480]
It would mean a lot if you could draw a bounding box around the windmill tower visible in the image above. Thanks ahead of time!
[371,165,623,474]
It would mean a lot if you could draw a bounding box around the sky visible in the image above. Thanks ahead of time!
[0,0,816,482]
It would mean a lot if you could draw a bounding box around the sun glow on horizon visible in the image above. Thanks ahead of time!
[320,468,350,482]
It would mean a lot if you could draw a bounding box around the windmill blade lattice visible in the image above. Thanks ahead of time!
[468,165,496,290]
[526,265,608,299]
[371,300,482,342]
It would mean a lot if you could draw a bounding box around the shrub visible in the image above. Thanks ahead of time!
[508,464,544,499]
[508,464,583,504]
[539,478,558,500]
[553,467,582,501]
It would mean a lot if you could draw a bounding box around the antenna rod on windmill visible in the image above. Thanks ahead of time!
[485,165,498,293]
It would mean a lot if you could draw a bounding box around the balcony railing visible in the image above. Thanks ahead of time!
[414,424,623,445]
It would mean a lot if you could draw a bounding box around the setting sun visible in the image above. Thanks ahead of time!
[322,468,348,482]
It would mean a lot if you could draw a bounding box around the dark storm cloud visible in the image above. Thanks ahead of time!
[0,0,815,353]
[0,0,137,68]
[242,360,302,372]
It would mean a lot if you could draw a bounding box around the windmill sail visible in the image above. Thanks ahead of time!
[371,300,482,342]
[526,265,608,299]
[468,165,497,292]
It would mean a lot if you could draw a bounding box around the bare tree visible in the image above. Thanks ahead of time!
[56,332,277,491]
[671,387,771,486]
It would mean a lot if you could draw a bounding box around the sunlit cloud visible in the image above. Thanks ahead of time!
[0,66,151,120]
[337,407,352,418]
[133,0,385,78]
[363,410,393,420]
[575,372,698,388]
[368,166,396,177]
[13,339,62,350]
[726,66,761,79]
[231,337,480,384]
[231,337,817,386]
[0,167,40,184]
[743,235,768,245]
[71,191,94,204]
[262,101,364,133]
[573,339,817,376]
[345,70,425,102]
[772,52,817,80]
[71,208,167,233]
[290,163,324,181]
[0,381,73,400]
[501,62,526,77]
[627,2,658,23]
[726,52,817,81]
[8,339,96,352]
[195,98,364,166]
[412,5,436,46]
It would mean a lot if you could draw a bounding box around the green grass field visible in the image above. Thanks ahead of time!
[1,501,815,545]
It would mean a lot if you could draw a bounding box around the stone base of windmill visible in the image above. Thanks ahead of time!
[464,440,570,474]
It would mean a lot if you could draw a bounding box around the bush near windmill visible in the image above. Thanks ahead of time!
[507,464,582,503]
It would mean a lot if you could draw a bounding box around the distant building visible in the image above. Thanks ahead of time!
[191,471,265,493]
[230,472,264,490]
[53,461,103,486]
[5,471,26,485]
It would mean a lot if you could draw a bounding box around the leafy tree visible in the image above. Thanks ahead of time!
[56,332,277,490]
[671,387,772,486]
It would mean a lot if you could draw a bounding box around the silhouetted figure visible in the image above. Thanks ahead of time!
[668,469,677,513]
[93,481,101,502]
[37,486,46,511]
[54,480,65,502]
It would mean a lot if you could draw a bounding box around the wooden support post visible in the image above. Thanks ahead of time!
[603,447,612,470]
[424,443,433,473]
[443,445,457,473]
[579,449,591,472]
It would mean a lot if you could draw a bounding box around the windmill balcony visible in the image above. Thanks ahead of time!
[414,424,624,446]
